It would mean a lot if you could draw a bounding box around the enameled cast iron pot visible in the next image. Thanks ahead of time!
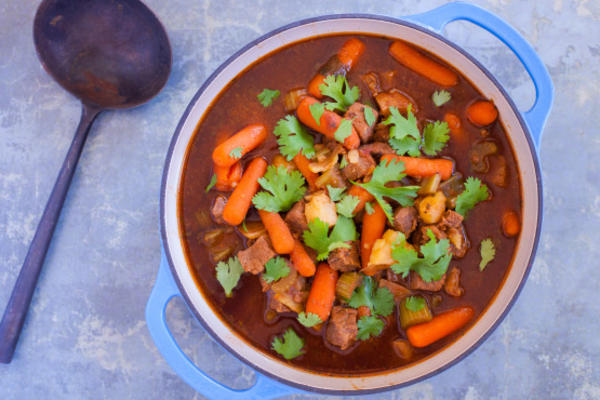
[145,2,553,398]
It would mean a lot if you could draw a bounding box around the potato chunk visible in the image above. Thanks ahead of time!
[418,191,446,224]
[305,191,337,227]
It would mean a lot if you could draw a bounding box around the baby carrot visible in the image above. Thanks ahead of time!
[212,124,267,167]
[381,154,454,180]
[337,38,365,67]
[293,153,318,190]
[466,100,498,126]
[308,73,326,98]
[360,202,386,268]
[222,158,267,226]
[258,209,295,254]
[348,184,374,214]
[297,96,360,150]
[389,41,458,87]
[305,263,338,322]
[444,112,465,143]
[406,306,474,348]
[214,162,243,191]
[502,210,520,237]
[290,239,316,277]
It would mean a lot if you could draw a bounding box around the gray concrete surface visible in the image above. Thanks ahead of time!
[1,0,598,399]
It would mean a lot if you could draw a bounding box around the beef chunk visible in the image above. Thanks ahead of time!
[342,150,375,180]
[211,195,227,224]
[268,295,291,313]
[268,268,308,314]
[237,236,275,274]
[373,123,390,142]
[416,224,448,246]
[360,142,395,156]
[328,241,360,272]
[344,102,379,143]
[379,279,412,303]
[375,89,417,116]
[429,210,469,258]
[447,226,469,258]
[285,200,308,236]
[440,210,463,229]
[409,271,446,291]
[444,266,464,297]
[326,306,358,350]
[360,72,381,97]
[393,206,418,237]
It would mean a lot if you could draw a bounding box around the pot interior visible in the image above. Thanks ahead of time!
[161,16,540,392]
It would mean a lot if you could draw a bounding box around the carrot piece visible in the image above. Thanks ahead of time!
[389,41,458,87]
[293,153,318,190]
[406,306,474,348]
[296,96,360,150]
[290,239,316,277]
[348,184,374,214]
[212,124,267,167]
[444,112,465,142]
[466,100,498,126]
[214,162,243,191]
[337,38,365,67]
[222,158,267,225]
[502,210,520,237]
[360,202,387,268]
[258,210,295,254]
[381,154,453,180]
[305,263,338,322]
[308,73,326,98]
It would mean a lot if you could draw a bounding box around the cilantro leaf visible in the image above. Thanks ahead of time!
[205,174,217,193]
[327,185,346,202]
[364,107,376,127]
[391,230,451,282]
[336,195,360,218]
[354,160,419,222]
[405,296,425,311]
[357,316,384,340]
[319,75,360,112]
[479,238,496,271]
[262,257,290,284]
[422,121,450,156]
[364,201,375,215]
[229,146,243,160]
[252,165,307,212]
[297,312,322,328]
[348,276,394,317]
[257,88,280,107]
[271,328,304,360]
[383,105,420,142]
[334,118,353,143]
[455,177,489,217]
[309,102,325,126]
[273,115,315,161]
[339,154,348,169]
[303,216,357,260]
[215,256,244,297]
[389,136,421,157]
[432,90,451,107]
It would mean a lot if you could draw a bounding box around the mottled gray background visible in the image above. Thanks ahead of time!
[1,0,598,399]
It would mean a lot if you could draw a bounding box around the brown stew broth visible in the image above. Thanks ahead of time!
[179,34,522,374]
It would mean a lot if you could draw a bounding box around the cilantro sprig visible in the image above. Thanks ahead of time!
[455,177,489,217]
[252,165,307,213]
[271,328,304,360]
[205,174,217,193]
[262,257,290,284]
[273,115,315,160]
[354,159,419,223]
[319,75,360,112]
[257,88,280,107]
[326,186,359,218]
[432,90,451,107]
[309,102,325,126]
[479,238,496,271]
[391,230,451,282]
[422,121,450,156]
[303,216,357,260]
[348,276,394,317]
[215,256,244,297]
[297,312,322,328]
[229,147,243,160]
[357,316,385,340]
[404,296,426,311]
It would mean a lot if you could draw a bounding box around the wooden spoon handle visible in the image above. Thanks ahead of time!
[0,103,100,363]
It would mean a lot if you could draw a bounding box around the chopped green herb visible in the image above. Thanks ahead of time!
[334,118,354,143]
[205,174,217,193]
[297,312,322,328]
[404,296,426,312]
[455,177,489,217]
[422,121,450,156]
[389,136,421,157]
[319,75,360,112]
[391,230,451,282]
[336,195,360,218]
[309,102,325,126]
[303,216,357,260]
[257,88,280,107]
[262,257,290,284]
[364,201,375,215]
[339,154,349,169]
[327,185,346,202]
[229,146,243,160]
[357,315,385,340]
[479,238,496,271]
[241,220,248,232]
[348,276,394,317]
[215,256,244,297]
[271,328,304,360]
[273,115,315,161]
[383,105,420,143]
[432,90,451,107]
[364,106,376,127]
[252,165,307,212]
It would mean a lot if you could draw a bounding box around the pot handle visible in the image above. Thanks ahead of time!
[405,1,554,150]
[145,249,302,399]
